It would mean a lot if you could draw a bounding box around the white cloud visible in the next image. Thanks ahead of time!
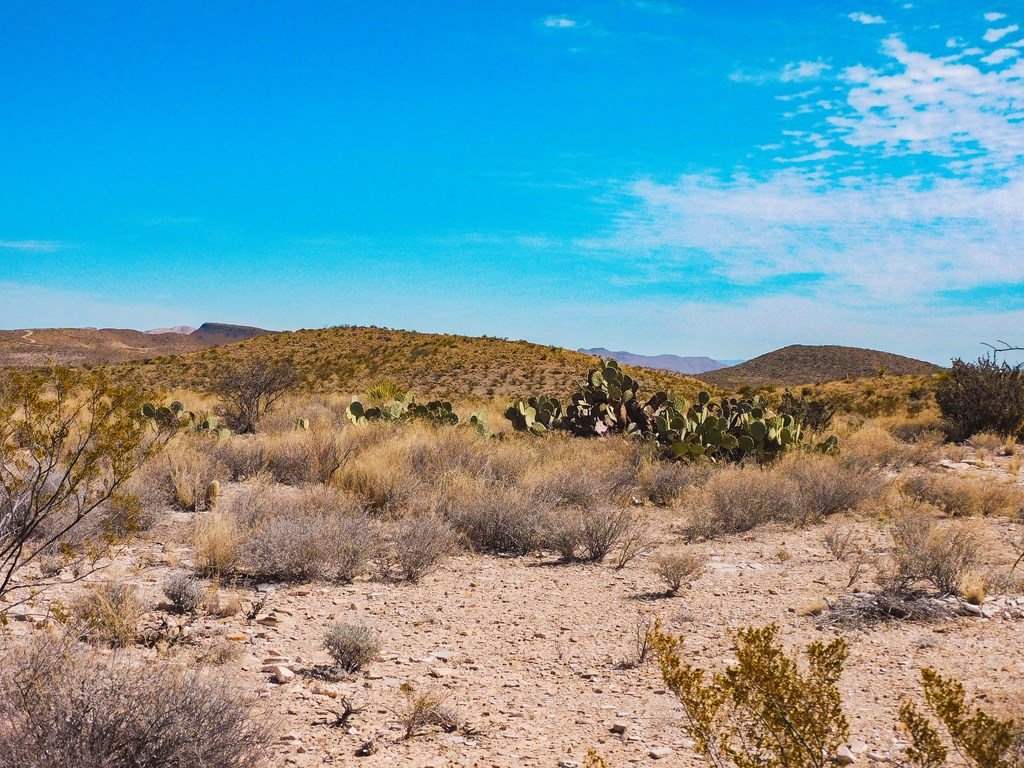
[984,12,1007,22]
[781,60,831,81]
[542,16,577,28]
[984,24,1019,42]
[849,12,886,25]
[981,47,1019,64]
[0,240,64,252]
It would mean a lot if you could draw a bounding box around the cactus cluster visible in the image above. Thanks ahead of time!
[504,358,837,463]
[140,401,231,441]
[345,393,459,427]
[504,395,563,435]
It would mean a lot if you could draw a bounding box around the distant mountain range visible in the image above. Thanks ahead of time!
[0,322,272,368]
[578,347,733,375]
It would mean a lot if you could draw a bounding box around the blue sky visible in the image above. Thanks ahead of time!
[2,1,1023,365]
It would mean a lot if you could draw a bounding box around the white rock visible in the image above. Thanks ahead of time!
[648,747,673,759]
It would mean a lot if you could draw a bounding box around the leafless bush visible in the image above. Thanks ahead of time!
[163,573,206,614]
[70,581,142,647]
[821,522,859,561]
[397,683,463,740]
[324,623,381,673]
[639,461,707,507]
[214,438,268,481]
[653,551,707,594]
[889,506,981,595]
[898,470,1006,517]
[447,488,549,555]
[165,441,227,512]
[0,635,269,768]
[214,359,298,434]
[542,507,583,562]
[264,430,355,485]
[387,516,455,582]
[580,506,634,563]
[785,455,882,524]
[684,466,798,539]
[613,509,655,569]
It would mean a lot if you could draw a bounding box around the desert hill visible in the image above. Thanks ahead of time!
[109,325,712,402]
[699,344,942,389]
[0,322,273,368]
[578,347,727,375]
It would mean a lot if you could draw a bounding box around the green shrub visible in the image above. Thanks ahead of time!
[650,622,849,768]
[324,623,381,673]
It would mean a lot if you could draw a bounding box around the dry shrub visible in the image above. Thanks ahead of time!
[821,522,860,561]
[899,470,1001,517]
[232,485,379,583]
[213,437,268,481]
[386,516,455,582]
[324,623,381,673]
[263,429,356,485]
[522,439,638,509]
[397,682,463,739]
[889,505,981,595]
[639,460,708,507]
[653,550,707,594]
[580,506,634,563]
[193,512,242,576]
[70,581,142,647]
[165,440,227,512]
[785,455,883,524]
[447,486,549,555]
[0,634,269,768]
[613,509,655,568]
[163,573,206,614]
[541,507,584,562]
[685,466,798,539]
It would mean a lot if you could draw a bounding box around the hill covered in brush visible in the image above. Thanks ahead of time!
[698,344,942,389]
[109,325,712,402]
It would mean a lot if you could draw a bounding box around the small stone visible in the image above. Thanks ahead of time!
[866,752,886,763]
[558,762,581,768]
[648,747,673,759]
[960,602,983,616]
[269,665,295,683]
[850,742,869,754]
[835,745,856,765]
[610,721,628,734]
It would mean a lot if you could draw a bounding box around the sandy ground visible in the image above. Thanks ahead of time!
[3,456,1023,768]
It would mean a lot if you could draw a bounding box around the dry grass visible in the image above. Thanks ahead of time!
[69,581,143,647]
[888,505,981,596]
[652,550,707,594]
[193,512,243,576]
[684,465,799,539]
[900,470,1023,518]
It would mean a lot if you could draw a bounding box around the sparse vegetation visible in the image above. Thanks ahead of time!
[324,623,381,674]
[936,355,1024,441]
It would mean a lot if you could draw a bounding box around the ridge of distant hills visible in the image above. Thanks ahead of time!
[108,326,711,402]
[0,322,271,367]
[578,347,728,375]
[699,344,942,388]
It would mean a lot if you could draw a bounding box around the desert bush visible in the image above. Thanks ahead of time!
[163,573,206,614]
[0,367,157,612]
[263,429,354,485]
[639,460,707,507]
[214,437,268,480]
[232,486,379,582]
[447,487,549,555]
[397,682,463,739]
[653,550,707,594]
[936,356,1024,441]
[165,441,226,511]
[684,466,798,539]
[580,506,635,563]
[541,507,583,562]
[0,635,269,768]
[785,455,882,524]
[324,623,381,673]
[889,506,980,595]
[613,509,655,568]
[821,522,860,561]
[387,516,455,582]
[213,358,298,434]
[900,668,1024,768]
[193,512,242,576]
[70,581,142,647]
[778,391,834,431]
[900,471,992,517]
[650,622,849,768]
[841,424,907,468]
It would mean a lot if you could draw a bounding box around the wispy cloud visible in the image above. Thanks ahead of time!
[849,12,886,25]
[983,24,1019,42]
[0,240,65,253]
[542,16,578,28]
[984,12,1007,22]
[731,60,830,84]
